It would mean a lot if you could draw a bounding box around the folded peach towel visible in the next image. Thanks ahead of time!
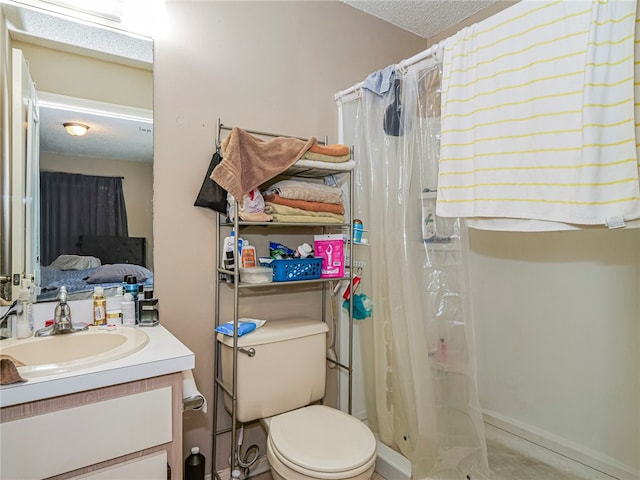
[309,143,350,156]
[213,128,316,201]
[263,193,344,215]
[1,355,26,385]
[301,151,351,163]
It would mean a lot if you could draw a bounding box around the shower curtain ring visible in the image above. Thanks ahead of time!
[433,43,444,63]
[397,61,408,76]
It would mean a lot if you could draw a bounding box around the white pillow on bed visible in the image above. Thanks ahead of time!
[86,264,152,283]
[50,255,101,270]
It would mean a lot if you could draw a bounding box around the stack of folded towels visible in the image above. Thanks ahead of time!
[261,143,350,223]
[262,179,345,223]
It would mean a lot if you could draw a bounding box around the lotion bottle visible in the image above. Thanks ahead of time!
[121,293,136,327]
[93,286,107,325]
[15,286,33,339]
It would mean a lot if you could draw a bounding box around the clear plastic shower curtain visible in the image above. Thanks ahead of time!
[338,57,489,479]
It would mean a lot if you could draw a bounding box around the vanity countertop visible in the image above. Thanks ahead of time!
[0,325,194,408]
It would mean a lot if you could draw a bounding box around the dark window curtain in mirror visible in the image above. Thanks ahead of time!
[40,172,128,266]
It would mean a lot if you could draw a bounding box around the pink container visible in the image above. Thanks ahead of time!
[314,234,344,278]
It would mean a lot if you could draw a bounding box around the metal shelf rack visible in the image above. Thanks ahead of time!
[211,120,356,480]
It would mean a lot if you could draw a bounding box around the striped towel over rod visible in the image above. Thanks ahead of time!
[437,0,640,227]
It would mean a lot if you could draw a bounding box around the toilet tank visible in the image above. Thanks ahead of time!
[217,317,329,423]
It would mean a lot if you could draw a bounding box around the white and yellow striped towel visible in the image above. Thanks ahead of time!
[437,0,640,227]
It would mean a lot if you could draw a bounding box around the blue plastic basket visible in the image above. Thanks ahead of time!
[263,258,323,282]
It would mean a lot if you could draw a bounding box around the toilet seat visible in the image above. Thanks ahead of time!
[267,405,377,479]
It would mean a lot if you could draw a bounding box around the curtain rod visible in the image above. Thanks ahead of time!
[216,120,327,148]
[334,41,443,102]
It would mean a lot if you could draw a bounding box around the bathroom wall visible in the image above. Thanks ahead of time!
[13,41,152,109]
[469,228,640,478]
[152,0,427,471]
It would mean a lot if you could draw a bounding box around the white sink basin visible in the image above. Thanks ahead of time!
[0,327,149,377]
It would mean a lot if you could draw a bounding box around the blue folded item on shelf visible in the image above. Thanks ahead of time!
[215,321,257,337]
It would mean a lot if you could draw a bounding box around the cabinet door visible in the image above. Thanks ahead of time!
[69,451,167,479]
[0,387,172,479]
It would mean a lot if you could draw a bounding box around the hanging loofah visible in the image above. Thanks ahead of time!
[342,293,373,320]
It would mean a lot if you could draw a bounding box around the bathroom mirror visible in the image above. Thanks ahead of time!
[1,1,154,303]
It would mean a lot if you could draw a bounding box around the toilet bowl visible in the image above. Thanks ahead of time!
[217,319,377,479]
[264,405,377,480]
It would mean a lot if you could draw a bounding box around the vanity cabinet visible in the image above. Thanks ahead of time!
[0,372,183,479]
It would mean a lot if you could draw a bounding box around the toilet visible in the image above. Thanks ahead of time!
[217,317,377,480]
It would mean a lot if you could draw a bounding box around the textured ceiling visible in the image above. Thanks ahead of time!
[38,96,153,163]
[342,0,498,39]
[2,2,152,66]
[2,1,153,163]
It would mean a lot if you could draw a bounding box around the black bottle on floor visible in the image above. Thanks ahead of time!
[184,446,205,480]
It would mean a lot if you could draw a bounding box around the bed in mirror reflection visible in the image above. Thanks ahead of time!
[38,236,152,302]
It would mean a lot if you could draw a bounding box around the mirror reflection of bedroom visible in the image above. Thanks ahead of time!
[2,1,154,302]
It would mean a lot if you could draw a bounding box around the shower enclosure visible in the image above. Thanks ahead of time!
[336,53,488,480]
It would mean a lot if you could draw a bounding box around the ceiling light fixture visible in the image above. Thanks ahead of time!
[63,122,90,136]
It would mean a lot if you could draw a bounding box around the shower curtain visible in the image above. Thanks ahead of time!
[338,56,488,479]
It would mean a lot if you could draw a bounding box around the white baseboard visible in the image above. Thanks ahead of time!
[374,440,411,480]
[208,455,270,480]
[483,410,639,480]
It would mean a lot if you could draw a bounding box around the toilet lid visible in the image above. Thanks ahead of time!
[269,405,376,474]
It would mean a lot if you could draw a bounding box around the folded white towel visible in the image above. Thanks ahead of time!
[437,0,640,227]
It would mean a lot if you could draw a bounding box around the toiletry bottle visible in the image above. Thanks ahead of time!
[222,231,235,269]
[185,446,205,480]
[295,242,313,258]
[139,288,159,326]
[15,287,33,339]
[353,219,364,243]
[93,286,107,325]
[241,242,257,268]
[121,293,136,327]
[107,286,124,311]
[106,309,122,325]
[124,276,140,324]
[222,231,244,280]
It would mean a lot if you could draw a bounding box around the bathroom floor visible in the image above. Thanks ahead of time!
[250,423,616,480]
[484,423,616,480]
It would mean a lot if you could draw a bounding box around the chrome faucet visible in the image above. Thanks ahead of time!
[35,286,87,336]
[0,300,18,339]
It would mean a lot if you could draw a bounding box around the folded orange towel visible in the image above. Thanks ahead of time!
[263,193,345,215]
[309,143,350,156]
